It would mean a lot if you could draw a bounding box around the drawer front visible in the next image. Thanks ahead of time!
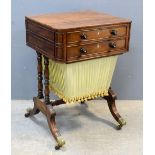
[67,39,126,61]
[67,26,127,44]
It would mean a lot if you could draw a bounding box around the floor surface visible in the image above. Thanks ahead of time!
[12,99,143,155]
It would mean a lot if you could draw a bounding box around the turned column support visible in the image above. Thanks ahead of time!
[25,51,44,117]
[44,56,50,105]
[37,52,44,99]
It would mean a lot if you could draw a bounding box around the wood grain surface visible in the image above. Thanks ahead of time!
[26,11,131,30]
[25,11,131,63]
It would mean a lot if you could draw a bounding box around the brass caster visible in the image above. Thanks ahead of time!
[118,118,127,126]
[55,136,65,150]
[26,108,33,113]
[117,118,127,130]
[117,124,123,130]
[55,144,60,150]
[57,136,65,146]
[24,108,32,117]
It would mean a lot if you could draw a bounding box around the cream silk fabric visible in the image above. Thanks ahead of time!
[43,56,118,104]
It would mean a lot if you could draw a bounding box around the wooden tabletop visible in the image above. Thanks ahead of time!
[26,10,131,30]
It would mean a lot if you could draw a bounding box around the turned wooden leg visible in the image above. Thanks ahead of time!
[44,56,50,105]
[43,56,65,150]
[25,51,43,117]
[37,52,44,99]
[104,88,126,129]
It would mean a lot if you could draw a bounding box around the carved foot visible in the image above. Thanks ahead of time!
[104,88,126,129]
[25,97,40,117]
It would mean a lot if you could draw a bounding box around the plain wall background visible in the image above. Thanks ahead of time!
[11,0,143,100]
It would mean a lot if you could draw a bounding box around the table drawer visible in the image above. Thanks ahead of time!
[67,38,127,61]
[67,26,127,44]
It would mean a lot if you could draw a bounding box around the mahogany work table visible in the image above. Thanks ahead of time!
[24,11,131,150]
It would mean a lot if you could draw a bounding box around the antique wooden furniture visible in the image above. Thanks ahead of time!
[24,11,131,150]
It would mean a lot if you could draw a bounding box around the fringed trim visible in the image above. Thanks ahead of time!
[50,85,109,104]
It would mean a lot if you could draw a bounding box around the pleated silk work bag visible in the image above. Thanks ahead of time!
[43,55,118,103]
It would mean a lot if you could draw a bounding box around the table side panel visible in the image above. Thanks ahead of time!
[26,18,66,62]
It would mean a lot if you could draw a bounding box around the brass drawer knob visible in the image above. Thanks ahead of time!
[111,30,117,36]
[109,42,117,48]
[80,33,87,39]
[80,48,87,54]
